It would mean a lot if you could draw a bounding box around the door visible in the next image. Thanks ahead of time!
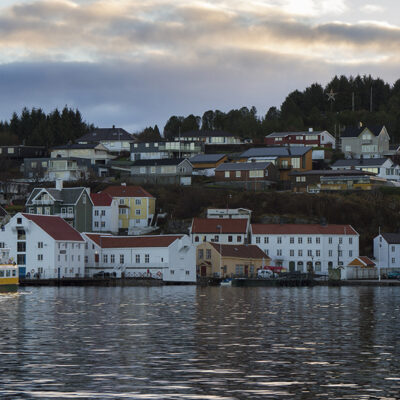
[200,265,207,277]
[289,261,295,272]
[244,265,249,276]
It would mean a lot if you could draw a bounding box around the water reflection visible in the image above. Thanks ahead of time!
[0,286,399,399]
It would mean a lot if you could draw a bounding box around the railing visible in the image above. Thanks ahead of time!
[32,200,53,205]
[55,212,74,219]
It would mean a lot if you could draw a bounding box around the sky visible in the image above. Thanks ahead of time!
[1,0,400,133]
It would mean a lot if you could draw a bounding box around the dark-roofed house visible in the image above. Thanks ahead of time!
[215,161,278,189]
[340,124,390,158]
[265,129,335,148]
[190,217,249,244]
[189,154,227,170]
[130,158,193,185]
[82,233,196,282]
[50,143,116,165]
[331,157,400,181]
[239,146,313,185]
[196,242,270,278]
[374,232,400,276]
[77,126,133,153]
[25,180,93,232]
[0,212,85,278]
[178,130,243,145]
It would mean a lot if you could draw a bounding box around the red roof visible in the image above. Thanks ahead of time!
[102,185,154,198]
[85,234,183,248]
[90,192,113,206]
[210,243,269,259]
[358,256,376,267]
[191,218,248,234]
[251,224,358,236]
[22,213,84,241]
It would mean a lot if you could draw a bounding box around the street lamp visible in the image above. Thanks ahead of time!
[217,224,222,277]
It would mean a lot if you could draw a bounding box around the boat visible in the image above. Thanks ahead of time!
[0,248,19,289]
[220,278,232,286]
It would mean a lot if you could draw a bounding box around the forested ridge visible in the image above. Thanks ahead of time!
[2,74,400,146]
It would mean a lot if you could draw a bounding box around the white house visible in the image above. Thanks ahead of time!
[373,233,400,274]
[331,157,400,181]
[82,233,196,283]
[250,223,359,275]
[190,217,249,244]
[0,213,85,279]
[90,192,119,234]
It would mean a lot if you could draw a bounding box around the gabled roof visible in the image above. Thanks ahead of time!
[267,130,328,138]
[210,243,269,259]
[85,234,183,248]
[354,256,376,267]
[91,192,113,207]
[189,154,226,163]
[340,125,385,138]
[216,162,271,171]
[78,128,132,142]
[381,233,400,244]
[191,218,248,234]
[102,185,154,198]
[51,143,101,150]
[251,223,358,236]
[332,158,392,168]
[240,147,312,158]
[132,158,190,167]
[22,213,84,241]
[289,169,375,177]
[180,130,235,138]
[26,187,90,206]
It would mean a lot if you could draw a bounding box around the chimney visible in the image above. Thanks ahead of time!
[55,179,63,190]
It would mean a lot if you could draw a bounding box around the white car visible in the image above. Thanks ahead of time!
[257,269,273,279]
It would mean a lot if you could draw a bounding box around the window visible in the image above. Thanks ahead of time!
[119,199,125,205]
[298,250,303,256]
[329,250,333,257]
[214,235,219,242]
[111,254,115,263]
[307,237,312,244]
[38,242,43,248]
[296,176,306,182]
[135,199,141,205]
[58,255,60,261]
[224,171,230,178]
[17,218,22,225]
[329,237,333,244]
[316,237,320,244]
[290,237,294,244]
[95,210,99,216]
[103,254,108,263]
[256,237,260,244]
[17,242,26,252]
[392,246,395,252]
[307,250,312,256]
[67,207,73,214]
[298,237,302,244]
[349,237,353,244]
[237,236,242,242]
[119,208,127,215]
[94,221,99,227]
[170,270,175,275]
[135,210,141,216]
[338,250,343,257]
[349,250,353,257]
[17,254,26,265]
[316,250,320,257]
[228,236,233,243]
[61,207,66,214]
[120,254,124,264]
[277,237,282,244]
[277,249,282,256]
[339,238,343,244]
[235,171,241,178]
[101,210,106,216]
[17,229,26,240]
[135,254,140,263]
[264,237,269,244]
[145,254,149,263]
[198,249,204,259]
[195,236,199,242]
[206,249,211,259]
[37,254,43,261]
[392,258,395,264]
[101,222,105,228]
[249,170,263,178]
[150,166,156,174]
[85,256,88,263]
[290,250,294,256]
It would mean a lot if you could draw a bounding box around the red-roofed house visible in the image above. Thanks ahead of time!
[101,184,155,234]
[190,218,249,244]
[250,223,359,275]
[196,242,270,278]
[90,192,119,234]
[82,233,196,282]
[0,213,85,278]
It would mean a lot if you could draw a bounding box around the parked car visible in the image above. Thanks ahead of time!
[257,269,273,279]
[387,270,400,279]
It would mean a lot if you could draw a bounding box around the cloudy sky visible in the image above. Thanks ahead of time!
[1,0,400,133]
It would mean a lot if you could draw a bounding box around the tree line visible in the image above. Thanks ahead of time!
[0,107,93,147]
[155,74,400,144]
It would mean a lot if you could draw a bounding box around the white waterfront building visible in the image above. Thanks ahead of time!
[373,233,400,273]
[250,224,359,275]
[0,213,85,279]
[82,233,196,283]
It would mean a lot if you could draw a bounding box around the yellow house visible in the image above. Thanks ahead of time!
[196,242,270,278]
[102,184,155,233]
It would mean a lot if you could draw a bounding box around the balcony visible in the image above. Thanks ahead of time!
[55,212,74,219]
[32,199,54,205]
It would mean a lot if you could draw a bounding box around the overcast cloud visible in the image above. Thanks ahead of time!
[1,0,399,132]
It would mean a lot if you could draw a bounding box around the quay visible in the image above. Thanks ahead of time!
[20,277,164,287]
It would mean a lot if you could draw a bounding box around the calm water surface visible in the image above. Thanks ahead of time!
[0,285,400,399]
